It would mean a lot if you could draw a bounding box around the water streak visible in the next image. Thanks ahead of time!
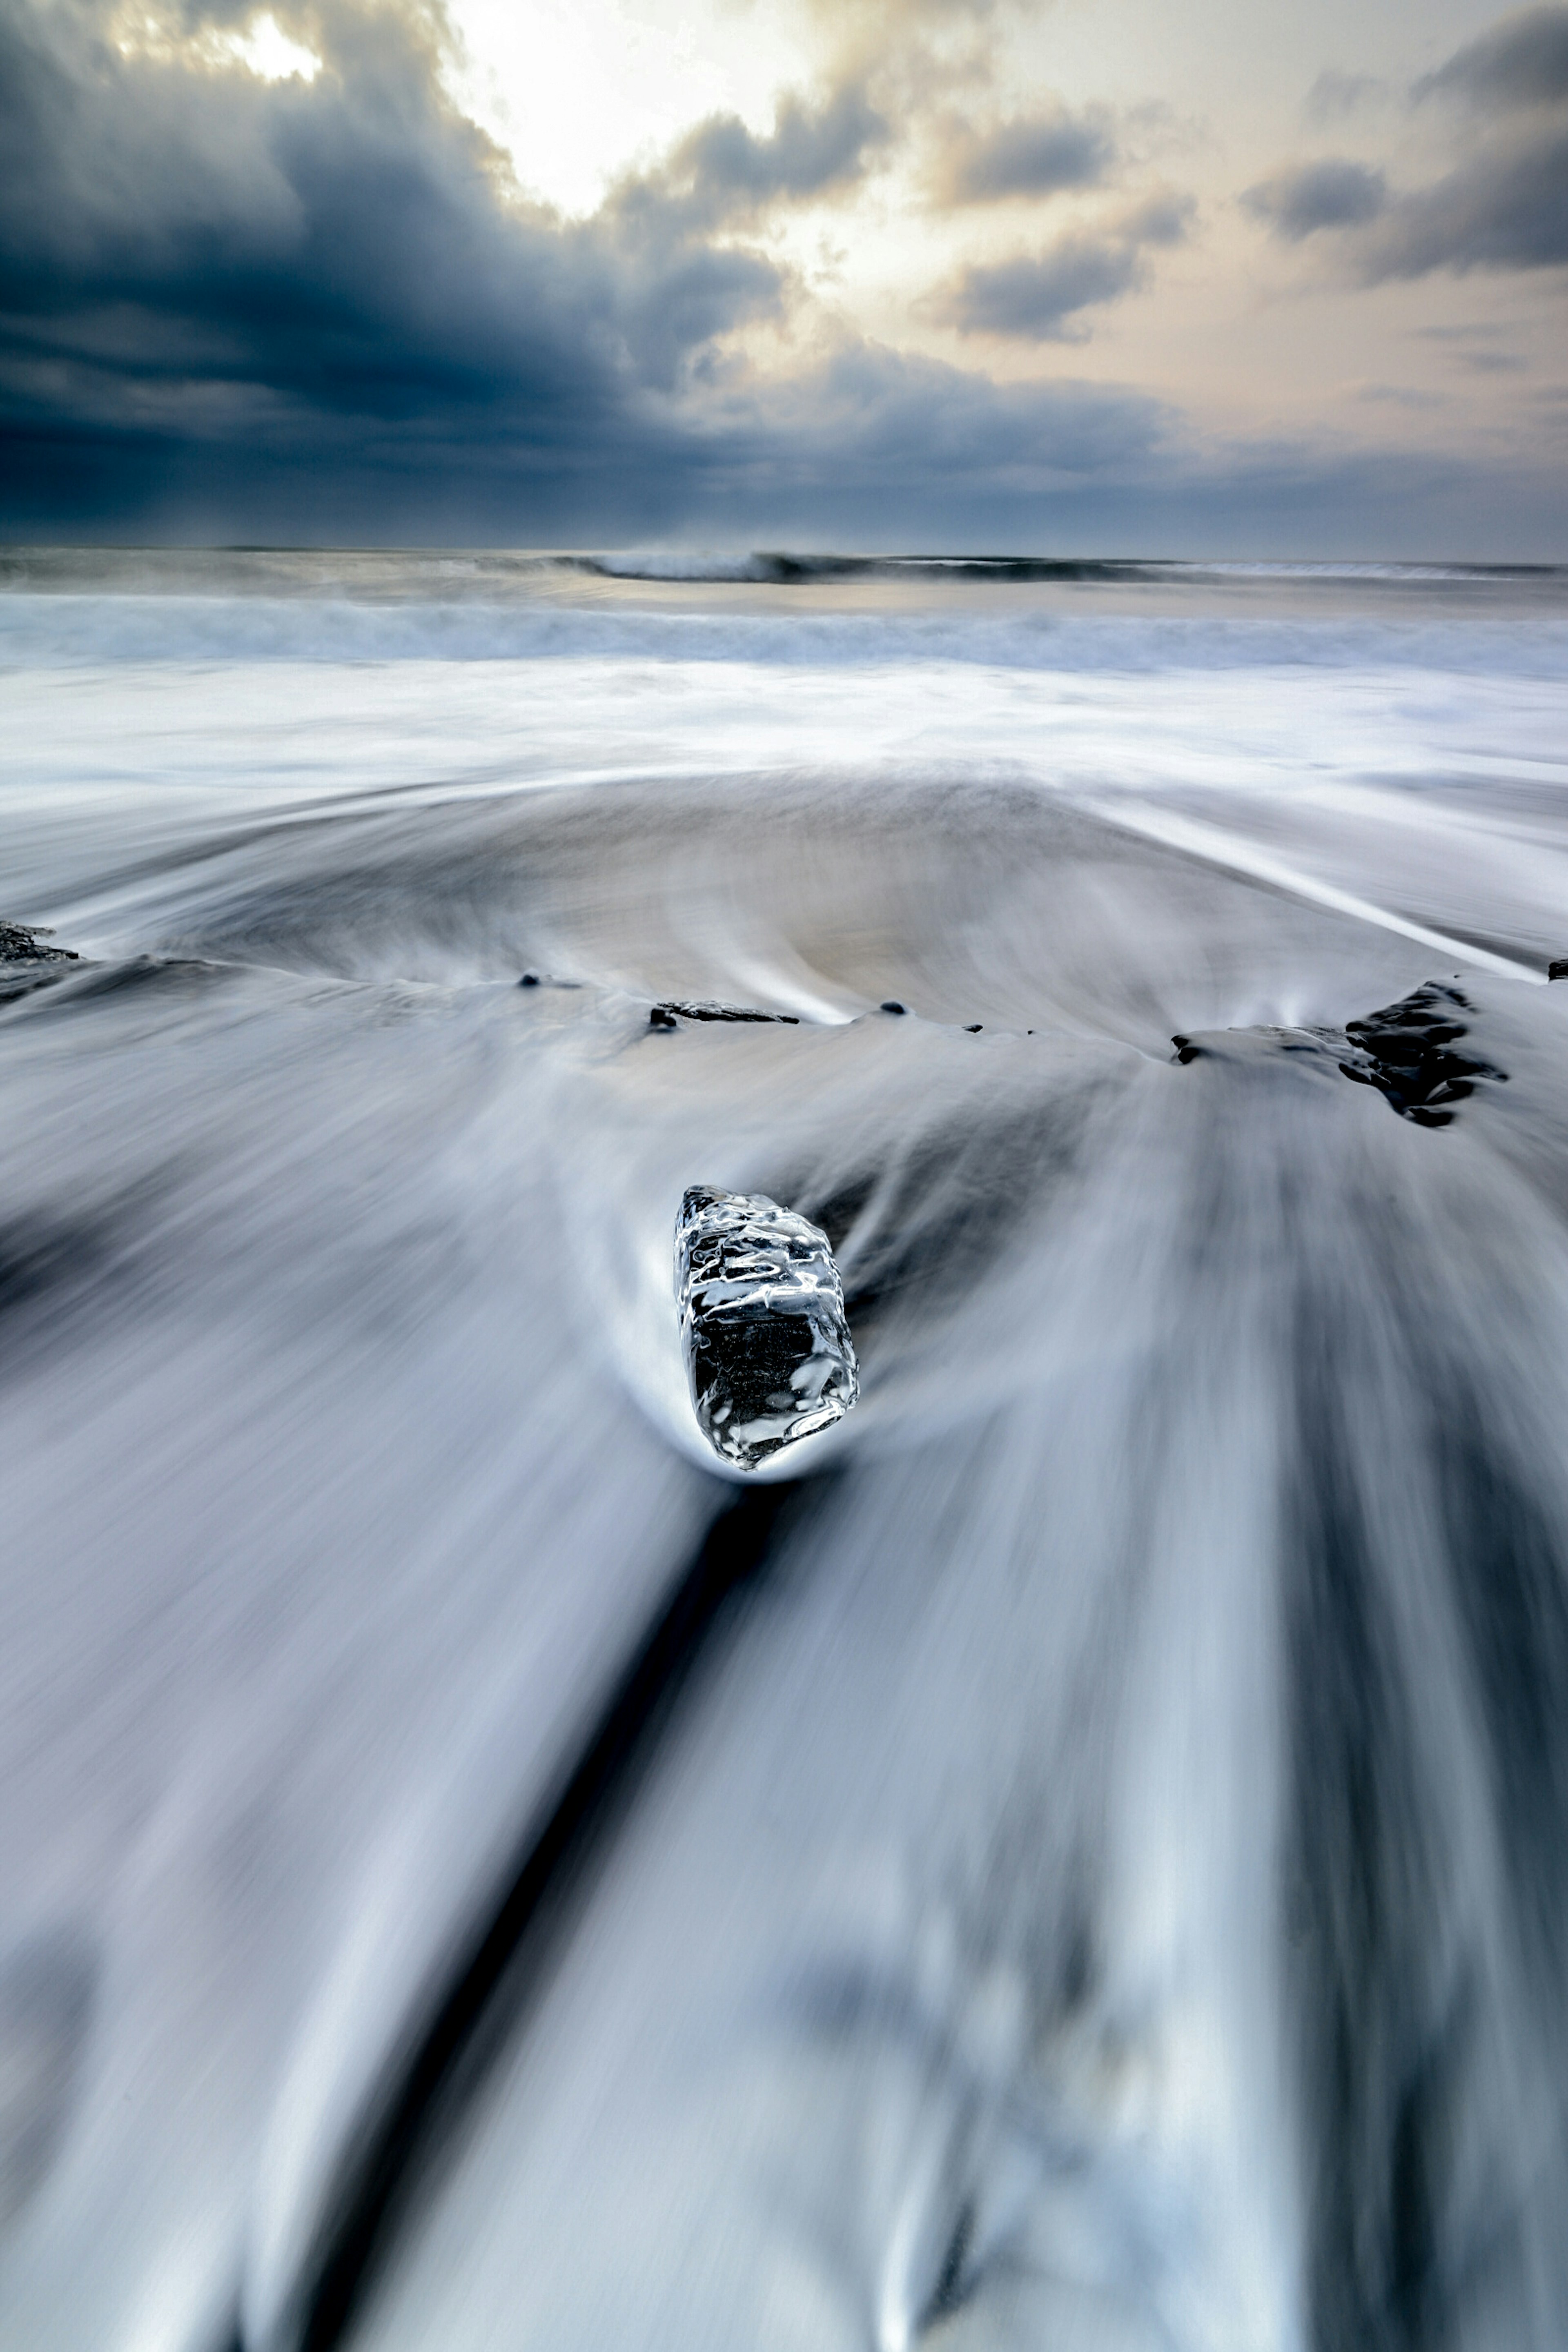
[1,557,1566,2352]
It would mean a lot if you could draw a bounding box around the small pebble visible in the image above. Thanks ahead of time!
[519,971,540,987]
[880,1000,906,1015]
[965,1024,983,1033]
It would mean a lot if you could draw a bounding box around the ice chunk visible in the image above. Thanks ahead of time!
[675,1186,858,1470]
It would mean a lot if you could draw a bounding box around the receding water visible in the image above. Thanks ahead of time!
[2,552,1568,2352]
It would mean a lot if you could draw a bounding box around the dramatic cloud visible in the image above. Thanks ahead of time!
[3,0,1563,549]
[939,237,1141,337]
[700,343,1175,507]
[1363,128,1568,272]
[937,193,1194,340]
[0,0,1184,537]
[612,81,891,233]
[0,0,797,532]
[1358,4,1568,275]
[1243,160,1389,241]
[1414,5,1568,110]
[1247,9,1568,278]
[933,105,1116,203]
[0,0,780,408]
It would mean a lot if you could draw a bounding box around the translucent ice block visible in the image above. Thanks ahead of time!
[675,1186,859,1470]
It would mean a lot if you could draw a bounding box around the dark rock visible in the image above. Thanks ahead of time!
[880,1000,906,1015]
[1171,1036,1204,1064]
[650,1001,800,1026]
[1339,982,1506,1127]
[0,922,80,1006]
[0,921,76,965]
[518,971,540,987]
[964,1024,983,1033]
[1549,958,1568,981]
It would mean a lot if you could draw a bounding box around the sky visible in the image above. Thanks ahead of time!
[2,0,1566,551]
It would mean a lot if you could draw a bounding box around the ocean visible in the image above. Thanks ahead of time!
[4,548,1568,2352]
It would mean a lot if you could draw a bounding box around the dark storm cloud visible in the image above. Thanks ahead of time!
[1361,4,1568,274]
[1247,9,1568,279]
[0,0,853,531]
[1243,160,1389,240]
[0,0,781,423]
[4,0,1559,551]
[1414,5,1568,110]
[617,82,891,232]
[933,105,1116,203]
[936,194,1194,341]
[735,342,1170,486]
[943,238,1141,336]
[1360,125,1568,272]
[0,0,1187,538]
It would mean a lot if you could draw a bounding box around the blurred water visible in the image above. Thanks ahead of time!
[2,554,1568,2352]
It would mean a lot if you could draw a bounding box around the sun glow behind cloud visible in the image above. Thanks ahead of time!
[434,0,1566,430]
[111,3,321,79]
[445,0,815,216]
